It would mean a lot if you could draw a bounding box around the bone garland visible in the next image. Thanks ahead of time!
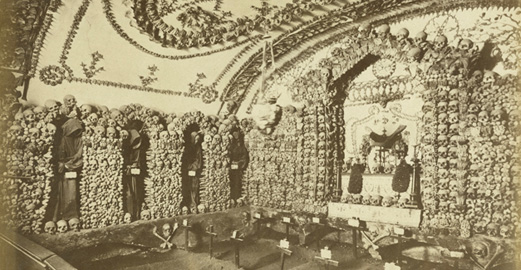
[1,105,54,234]
[80,132,124,229]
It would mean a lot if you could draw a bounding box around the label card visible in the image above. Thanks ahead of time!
[254,213,261,219]
[280,239,289,249]
[183,219,188,226]
[312,217,320,224]
[131,168,140,175]
[65,172,77,179]
[282,217,291,223]
[393,227,405,235]
[348,218,360,227]
[231,163,239,170]
[188,171,196,176]
[320,248,332,259]
[232,230,238,239]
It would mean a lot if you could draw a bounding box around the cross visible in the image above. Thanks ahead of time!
[277,239,292,270]
[205,225,217,258]
[230,230,244,268]
[314,246,339,270]
[180,219,191,250]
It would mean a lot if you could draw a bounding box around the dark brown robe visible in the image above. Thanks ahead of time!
[123,129,143,219]
[53,118,83,221]
[229,140,248,200]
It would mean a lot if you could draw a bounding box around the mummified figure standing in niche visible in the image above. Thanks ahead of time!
[229,129,248,200]
[122,120,145,221]
[182,130,203,212]
[52,100,83,222]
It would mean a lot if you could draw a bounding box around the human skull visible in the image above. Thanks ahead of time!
[23,109,35,123]
[398,197,409,208]
[437,134,448,146]
[352,194,362,204]
[141,209,151,220]
[433,35,447,51]
[448,101,458,113]
[500,225,512,238]
[458,39,473,53]
[68,218,80,232]
[28,127,40,140]
[438,124,448,135]
[63,95,77,109]
[407,47,422,62]
[414,31,428,47]
[162,223,173,237]
[106,127,117,139]
[357,23,372,38]
[362,195,371,205]
[181,206,189,215]
[197,204,207,213]
[438,112,448,123]
[396,28,409,41]
[87,113,99,126]
[376,24,390,40]
[44,221,56,234]
[80,104,93,119]
[448,112,459,124]
[371,195,383,206]
[378,196,391,207]
[438,101,448,112]
[94,126,105,137]
[486,223,499,237]
[474,221,486,234]
[478,111,489,124]
[471,241,488,258]
[33,106,47,121]
[44,99,60,115]
[482,70,497,85]
[120,130,129,140]
[449,124,459,136]
[123,213,132,223]
[57,220,68,233]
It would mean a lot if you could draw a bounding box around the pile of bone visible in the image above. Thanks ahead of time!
[144,118,184,219]
[200,115,234,213]
[463,74,520,238]
[293,108,307,212]
[244,129,262,206]
[298,105,320,213]
[80,126,124,229]
[1,106,54,234]
[421,82,468,235]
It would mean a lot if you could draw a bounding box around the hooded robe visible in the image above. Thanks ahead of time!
[53,118,83,221]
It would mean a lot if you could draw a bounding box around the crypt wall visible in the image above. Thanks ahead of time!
[0,0,520,255]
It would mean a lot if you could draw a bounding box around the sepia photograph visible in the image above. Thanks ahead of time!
[0,0,520,269]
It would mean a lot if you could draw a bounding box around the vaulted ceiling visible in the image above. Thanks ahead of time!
[20,0,520,116]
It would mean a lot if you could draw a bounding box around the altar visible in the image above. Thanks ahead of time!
[341,173,412,198]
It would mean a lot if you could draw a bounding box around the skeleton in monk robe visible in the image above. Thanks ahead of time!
[122,120,145,221]
[229,129,248,200]
[53,116,83,222]
[182,131,203,212]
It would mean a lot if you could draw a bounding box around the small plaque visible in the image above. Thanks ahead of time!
[231,162,239,170]
[232,230,238,239]
[393,227,405,235]
[348,218,360,227]
[183,219,188,226]
[320,248,332,259]
[188,171,196,176]
[131,168,140,175]
[254,213,261,219]
[280,239,289,249]
[312,217,320,224]
[449,251,465,258]
[65,172,77,179]
[283,217,291,223]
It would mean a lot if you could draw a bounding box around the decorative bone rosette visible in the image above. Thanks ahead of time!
[0,106,54,234]
[80,119,124,229]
